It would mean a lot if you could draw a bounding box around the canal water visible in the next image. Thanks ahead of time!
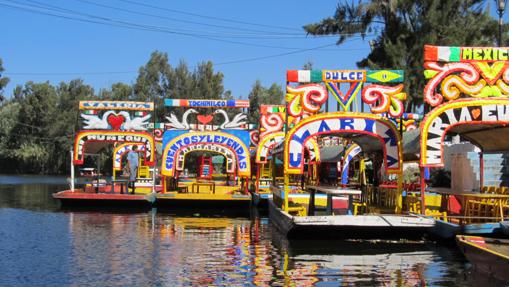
[0,175,504,286]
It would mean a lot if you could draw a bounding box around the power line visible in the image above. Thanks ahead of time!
[7,0,378,39]
[2,0,351,50]
[117,0,301,32]
[73,0,304,36]
[214,43,341,66]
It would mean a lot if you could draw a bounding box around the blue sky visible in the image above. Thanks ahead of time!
[0,0,507,99]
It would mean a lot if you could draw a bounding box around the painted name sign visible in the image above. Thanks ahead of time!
[176,143,235,173]
[286,114,400,173]
[163,132,250,177]
[164,99,250,108]
[323,70,366,82]
[462,47,509,61]
[74,131,154,166]
[424,45,509,62]
[422,101,509,166]
[79,101,154,111]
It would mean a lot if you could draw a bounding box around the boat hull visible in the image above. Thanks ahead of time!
[155,193,252,215]
[429,220,504,239]
[456,235,509,281]
[268,200,434,240]
[53,190,155,209]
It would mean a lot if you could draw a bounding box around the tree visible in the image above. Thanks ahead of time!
[134,51,173,118]
[192,61,224,100]
[304,0,506,111]
[248,80,284,123]
[0,58,9,103]
[99,82,133,100]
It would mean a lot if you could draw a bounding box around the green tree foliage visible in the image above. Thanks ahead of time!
[304,0,506,111]
[0,59,9,103]
[99,82,133,100]
[248,80,284,123]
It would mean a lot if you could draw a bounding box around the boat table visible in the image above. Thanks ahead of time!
[428,188,509,222]
[191,181,216,194]
[111,179,129,194]
[306,185,362,216]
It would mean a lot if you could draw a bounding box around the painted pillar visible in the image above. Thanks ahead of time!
[479,152,484,191]
[396,171,403,213]
[70,149,75,192]
[256,164,261,193]
[284,174,289,212]
[420,167,427,215]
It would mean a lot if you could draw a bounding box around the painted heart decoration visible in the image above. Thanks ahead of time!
[197,114,214,125]
[107,113,126,130]
[471,108,481,120]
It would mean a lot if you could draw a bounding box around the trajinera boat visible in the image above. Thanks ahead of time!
[268,69,434,240]
[53,100,157,208]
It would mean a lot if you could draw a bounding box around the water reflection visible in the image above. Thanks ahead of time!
[0,177,504,286]
[0,175,66,211]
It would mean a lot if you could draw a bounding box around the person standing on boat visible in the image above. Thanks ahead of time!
[127,145,139,194]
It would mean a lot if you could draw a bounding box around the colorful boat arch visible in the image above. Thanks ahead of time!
[174,142,237,174]
[284,112,402,174]
[255,132,321,164]
[341,144,362,185]
[161,131,251,177]
[74,131,155,166]
[255,132,284,164]
[420,98,509,167]
[112,143,146,170]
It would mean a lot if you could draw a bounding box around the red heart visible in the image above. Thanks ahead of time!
[197,114,214,125]
[107,113,125,130]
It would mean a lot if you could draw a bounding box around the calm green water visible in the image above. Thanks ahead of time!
[0,175,504,286]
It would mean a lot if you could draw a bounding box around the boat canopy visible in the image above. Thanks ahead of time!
[319,145,344,163]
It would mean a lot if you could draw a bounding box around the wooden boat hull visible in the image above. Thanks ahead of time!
[429,220,504,239]
[53,190,155,208]
[155,193,252,212]
[429,219,462,240]
[456,235,509,281]
[268,200,434,240]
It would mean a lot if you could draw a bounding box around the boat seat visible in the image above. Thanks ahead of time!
[353,201,367,215]
[138,166,150,178]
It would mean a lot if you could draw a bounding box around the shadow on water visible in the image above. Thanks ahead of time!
[1,175,508,286]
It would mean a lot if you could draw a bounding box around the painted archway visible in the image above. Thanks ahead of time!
[284,112,402,174]
[341,144,362,184]
[255,132,321,164]
[161,131,251,177]
[74,131,155,166]
[112,143,146,171]
[174,143,237,174]
[420,98,509,167]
